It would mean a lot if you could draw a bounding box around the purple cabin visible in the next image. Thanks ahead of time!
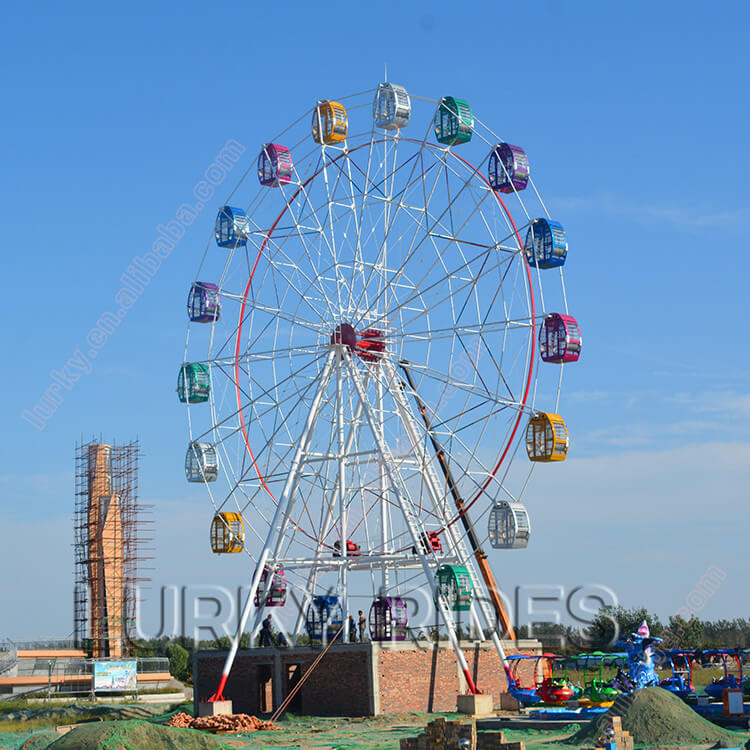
[258,143,293,187]
[539,313,582,363]
[369,596,408,641]
[253,565,287,607]
[488,143,529,193]
[187,282,221,323]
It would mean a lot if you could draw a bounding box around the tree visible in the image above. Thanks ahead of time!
[663,615,704,649]
[587,606,662,649]
[167,642,190,682]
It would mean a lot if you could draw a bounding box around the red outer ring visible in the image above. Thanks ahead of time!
[442,151,535,529]
[232,140,535,544]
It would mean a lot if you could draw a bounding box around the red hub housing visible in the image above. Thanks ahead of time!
[356,328,385,362]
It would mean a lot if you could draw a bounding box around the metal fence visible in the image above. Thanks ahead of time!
[137,658,169,673]
[8,639,78,650]
[1,656,170,696]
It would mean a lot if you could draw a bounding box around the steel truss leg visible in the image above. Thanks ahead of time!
[209,350,338,701]
[289,370,371,642]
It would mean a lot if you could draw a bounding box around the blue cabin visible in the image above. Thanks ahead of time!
[305,595,344,643]
[523,219,567,269]
[215,205,250,248]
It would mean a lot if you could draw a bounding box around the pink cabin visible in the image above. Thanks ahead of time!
[253,566,287,607]
[257,143,293,187]
[538,313,582,363]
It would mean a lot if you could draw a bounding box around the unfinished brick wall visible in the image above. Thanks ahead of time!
[194,645,373,716]
[281,649,372,715]
[193,652,259,715]
[194,641,539,717]
[375,643,538,714]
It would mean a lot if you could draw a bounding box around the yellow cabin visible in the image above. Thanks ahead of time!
[526,412,569,462]
[210,512,245,553]
[312,100,348,144]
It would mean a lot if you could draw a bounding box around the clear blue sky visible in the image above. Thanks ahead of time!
[1,1,749,640]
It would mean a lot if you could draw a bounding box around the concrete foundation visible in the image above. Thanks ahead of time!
[457,693,494,717]
[197,699,233,717]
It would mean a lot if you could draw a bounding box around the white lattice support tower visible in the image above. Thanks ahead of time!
[344,352,480,693]
[384,358,512,668]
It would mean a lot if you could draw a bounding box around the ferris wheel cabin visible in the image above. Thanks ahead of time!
[524,218,567,269]
[488,501,531,549]
[526,412,569,462]
[539,313,582,363]
[412,530,442,555]
[187,282,221,323]
[305,596,344,642]
[434,96,473,146]
[435,564,474,611]
[488,143,530,193]
[253,565,287,607]
[215,205,250,248]
[369,596,408,641]
[185,441,218,482]
[257,143,293,187]
[176,362,210,403]
[210,512,245,553]
[373,83,411,129]
[312,100,348,145]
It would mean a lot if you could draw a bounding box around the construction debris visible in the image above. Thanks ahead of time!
[165,711,277,733]
[582,715,634,750]
[165,712,195,728]
[399,717,524,750]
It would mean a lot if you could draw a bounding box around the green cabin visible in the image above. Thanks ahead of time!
[435,564,474,612]
[177,362,210,403]
[434,97,473,146]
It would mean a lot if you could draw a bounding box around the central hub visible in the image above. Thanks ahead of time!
[330,324,386,362]
[330,323,357,351]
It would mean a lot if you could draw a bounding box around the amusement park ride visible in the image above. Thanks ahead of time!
[179,83,583,702]
[503,621,750,715]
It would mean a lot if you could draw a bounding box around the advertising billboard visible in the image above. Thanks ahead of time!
[93,660,137,692]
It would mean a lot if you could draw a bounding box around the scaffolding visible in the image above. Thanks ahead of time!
[74,438,151,658]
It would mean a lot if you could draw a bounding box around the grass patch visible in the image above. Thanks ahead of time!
[0,713,102,732]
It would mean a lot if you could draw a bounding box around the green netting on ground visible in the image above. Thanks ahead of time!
[46,719,236,750]
[0,703,174,724]
[1,703,748,750]
[0,712,628,750]
[0,728,60,750]
[224,714,578,750]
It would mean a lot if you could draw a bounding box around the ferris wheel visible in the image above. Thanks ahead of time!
[179,84,581,700]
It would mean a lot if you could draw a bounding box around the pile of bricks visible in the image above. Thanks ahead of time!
[165,711,277,733]
[477,734,524,750]
[399,718,525,750]
[586,716,634,750]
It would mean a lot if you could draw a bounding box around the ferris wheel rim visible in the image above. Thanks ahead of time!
[228,137,537,546]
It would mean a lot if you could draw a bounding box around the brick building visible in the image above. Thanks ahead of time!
[193,639,540,716]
